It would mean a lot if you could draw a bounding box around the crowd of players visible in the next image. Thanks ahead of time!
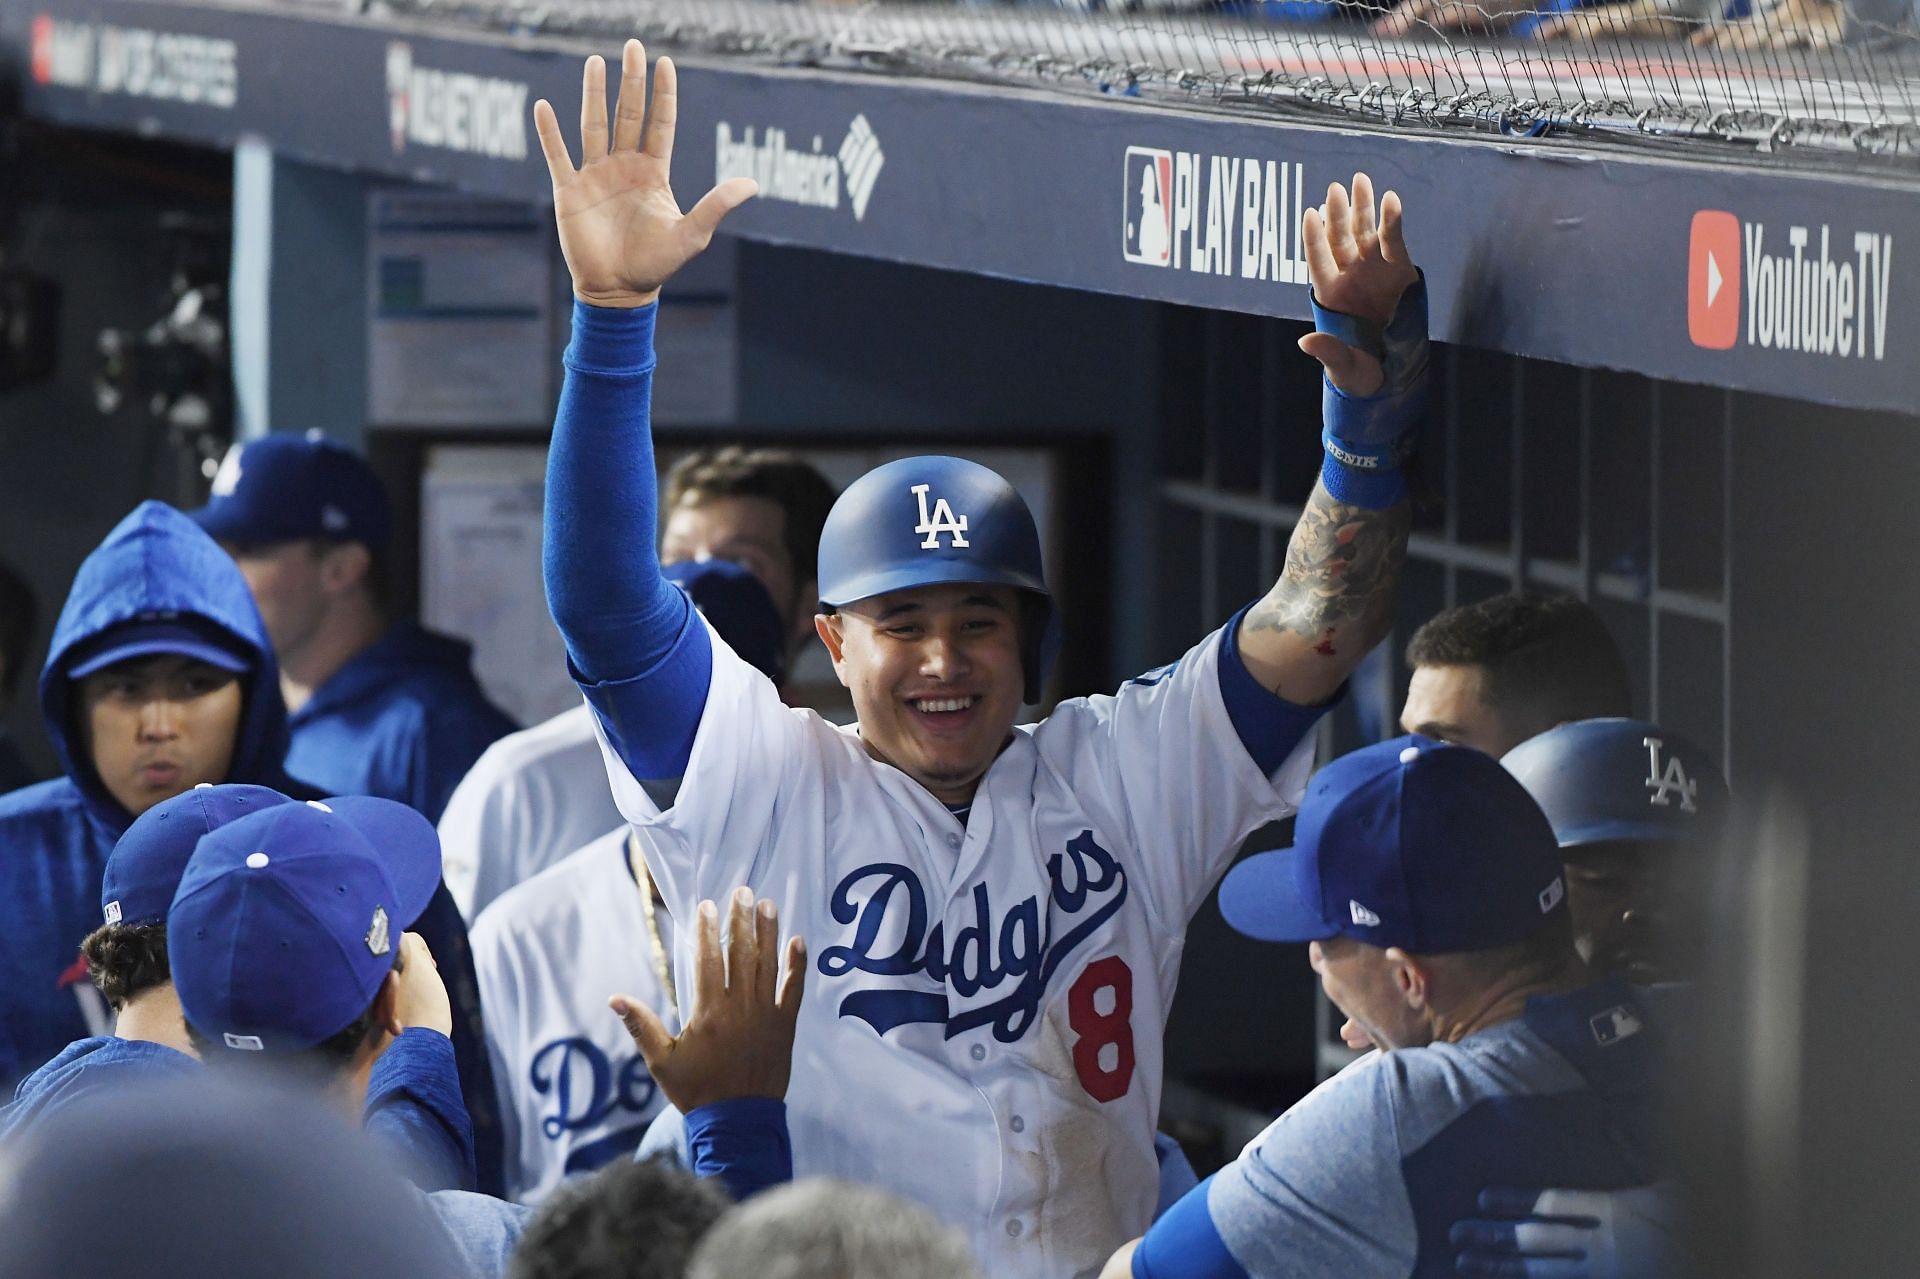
[0,43,1726,1279]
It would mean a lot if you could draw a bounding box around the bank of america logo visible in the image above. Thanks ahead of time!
[839,116,884,222]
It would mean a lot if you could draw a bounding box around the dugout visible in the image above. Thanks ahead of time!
[1,2,1915,1272]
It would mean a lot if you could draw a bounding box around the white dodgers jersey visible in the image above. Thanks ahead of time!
[439,705,623,921]
[470,828,677,1203]
[591,620,1315,1279]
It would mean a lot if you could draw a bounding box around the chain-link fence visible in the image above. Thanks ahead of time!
[372,0,1920,163]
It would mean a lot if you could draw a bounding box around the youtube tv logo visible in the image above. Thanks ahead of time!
[1689,210,1740,350]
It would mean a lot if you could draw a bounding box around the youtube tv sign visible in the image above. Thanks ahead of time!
[1689,207,1894,361]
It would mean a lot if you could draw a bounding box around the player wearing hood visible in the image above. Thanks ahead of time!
[0,503,312,1089]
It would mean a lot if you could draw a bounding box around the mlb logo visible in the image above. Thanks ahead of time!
[1688,210,1740,350]
[1123,147,1173,267]
[1589,1005,1643,1046]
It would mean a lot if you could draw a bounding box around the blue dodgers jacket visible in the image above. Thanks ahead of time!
[285,621,517,825]
[0,503,308,1090]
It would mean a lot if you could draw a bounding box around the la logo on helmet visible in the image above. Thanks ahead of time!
[1643,737,1698,812]
[912,483,970,550]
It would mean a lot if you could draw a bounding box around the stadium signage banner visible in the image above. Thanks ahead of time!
[1122,146,1310,283]
[29,13,235,108]
[714,115,885,222]
[9,0,1920,413]
[1692,210,1893,361]
[385,41,528,160]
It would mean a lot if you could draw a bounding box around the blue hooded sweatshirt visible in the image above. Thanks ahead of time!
[0,503,308,1090]
[285,621,517,825]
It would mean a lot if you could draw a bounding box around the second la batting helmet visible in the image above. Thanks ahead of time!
[1502,718,1728,849]
[817,456,1058,703]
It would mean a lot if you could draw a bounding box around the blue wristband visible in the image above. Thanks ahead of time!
[1314,272,1430,509]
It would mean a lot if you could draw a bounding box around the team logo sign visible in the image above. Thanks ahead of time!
[912,483,970,549]
[1642,737,1698,813]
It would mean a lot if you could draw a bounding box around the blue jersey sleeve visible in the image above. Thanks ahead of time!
[544,301,712,779]
[364,1027,476,1193]
[1134,1175,1252,1279]
[1217,605,1341,777]
[683,1097,793,1202]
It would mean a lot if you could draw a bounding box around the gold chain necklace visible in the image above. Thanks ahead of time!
[627,830,679,1024]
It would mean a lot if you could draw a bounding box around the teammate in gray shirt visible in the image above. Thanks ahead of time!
[1102,736,1663,1279]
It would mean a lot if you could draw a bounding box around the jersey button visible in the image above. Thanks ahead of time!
[1010,1115,1026,1133]
[969,1043,987,1062]
[1006,1219,1025,1239]
[945,833,961,849]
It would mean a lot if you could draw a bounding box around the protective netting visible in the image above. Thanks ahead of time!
[377,0,1920,163]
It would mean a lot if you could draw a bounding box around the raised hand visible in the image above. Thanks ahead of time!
[533,40,758,309]
[1299,174,1419,396]
[611,887,806,1113]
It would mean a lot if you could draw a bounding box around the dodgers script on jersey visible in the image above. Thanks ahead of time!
[470,828,676,1204]
[589,621,1318,1279]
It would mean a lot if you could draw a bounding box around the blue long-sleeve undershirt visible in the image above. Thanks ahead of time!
[544,301,714,779]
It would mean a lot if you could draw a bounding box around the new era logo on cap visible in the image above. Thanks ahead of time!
[1349,900,1381,927]
[1538,876,1565,914]
[1689,210,1740,350]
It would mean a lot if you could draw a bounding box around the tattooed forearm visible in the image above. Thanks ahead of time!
[1246,481,1410,655]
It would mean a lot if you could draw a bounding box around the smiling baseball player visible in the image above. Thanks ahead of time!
[534,41,1423,1278]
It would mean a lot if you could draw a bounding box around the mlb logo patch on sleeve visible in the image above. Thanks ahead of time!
[1589,1005,1643,1047]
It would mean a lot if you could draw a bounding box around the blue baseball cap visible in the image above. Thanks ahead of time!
[66,615,253,681]
[168,796,441,1053]
[103,783,294,929]
[191,431,391,550]
[1502,718,1728,849]
[665,558,788,684]
[1219,736,1568,954]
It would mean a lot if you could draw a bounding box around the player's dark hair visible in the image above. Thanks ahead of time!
[184,999,382,1079]
[1405,594,1631,737]
[0,556,37,706]
[80,921,171,1010]
[664,448,839,597]
[508,1155,732,1279]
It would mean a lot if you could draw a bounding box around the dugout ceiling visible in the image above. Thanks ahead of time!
[4,0,1918,415]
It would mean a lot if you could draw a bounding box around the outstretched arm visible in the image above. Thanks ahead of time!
[1238,174,1420,708]
[538,43,755,776]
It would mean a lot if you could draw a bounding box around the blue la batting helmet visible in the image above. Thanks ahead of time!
[1502,718,1728,849]
[817,456,1058,703]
